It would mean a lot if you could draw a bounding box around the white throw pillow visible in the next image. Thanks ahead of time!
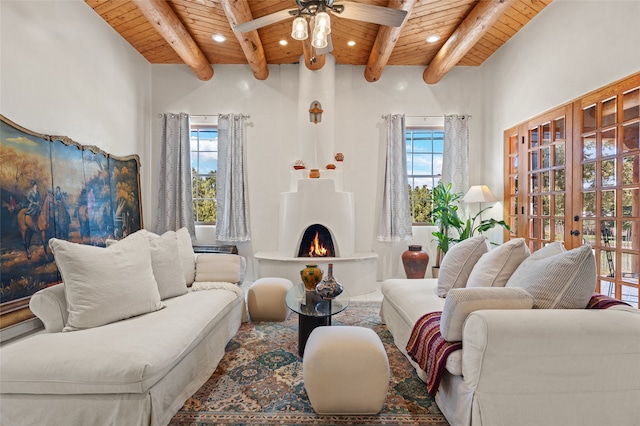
[176,227,196,286]
[106,230,187,299]
[466,238,530,288]
[49,232,163,331]
[440,287,534,342]
[437,235,489,297]
[195,254,245,284]
[505,243,596,309]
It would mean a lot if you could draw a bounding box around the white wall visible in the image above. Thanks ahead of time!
[478,0,640,207]
[1,0,152,220]
[151,63,484,280]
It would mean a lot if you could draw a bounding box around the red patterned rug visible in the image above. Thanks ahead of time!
[169,302,449,425]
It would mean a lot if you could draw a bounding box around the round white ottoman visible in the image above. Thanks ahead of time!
[303,326,390,414]
[247,277,293,322]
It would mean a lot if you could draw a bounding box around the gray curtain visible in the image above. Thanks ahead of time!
[155,112,196,236]
[377,114,412,242]
[443,114,470,217]
[216,113,250,242]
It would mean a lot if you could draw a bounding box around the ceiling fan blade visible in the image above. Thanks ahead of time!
[335,2,408,27]
[234,8,294,33]
[316,34,333,55]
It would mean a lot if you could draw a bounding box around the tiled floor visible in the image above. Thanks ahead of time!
[350,281,383,303]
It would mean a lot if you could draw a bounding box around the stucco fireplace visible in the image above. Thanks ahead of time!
[255,169,378,296]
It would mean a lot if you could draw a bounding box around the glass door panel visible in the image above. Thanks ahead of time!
[524,110,571,251]
[576,80,640,307]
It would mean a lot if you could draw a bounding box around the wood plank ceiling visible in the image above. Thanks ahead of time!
[85,0,552,83]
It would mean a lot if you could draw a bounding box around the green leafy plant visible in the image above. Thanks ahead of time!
[430,182,463,268]
[456,207,510,241]
[430,182,511,269]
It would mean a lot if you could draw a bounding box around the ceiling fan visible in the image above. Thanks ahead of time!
[234,0,408,54]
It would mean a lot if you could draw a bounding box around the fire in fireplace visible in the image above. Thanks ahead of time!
[297,224,335,257]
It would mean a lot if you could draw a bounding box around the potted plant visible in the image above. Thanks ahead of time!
[430,182,463,277]
[430,183,511,277]
[455,208,510,242]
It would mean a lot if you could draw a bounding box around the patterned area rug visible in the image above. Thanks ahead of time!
[169,302,449,425]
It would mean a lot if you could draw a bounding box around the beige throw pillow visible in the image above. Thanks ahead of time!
[505,243,596,309]
[146,231,188,299]
[437,235,489,297]
[440,287,534,342]
[195,254,245,284]
[466,238,530,288]
[176,227,196,286]
[49,232,163,332]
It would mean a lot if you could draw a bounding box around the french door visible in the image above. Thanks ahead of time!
[505,73,640,307]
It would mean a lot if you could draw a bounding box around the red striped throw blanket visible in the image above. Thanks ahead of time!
[406,311,462,397]
[586,292,631,309]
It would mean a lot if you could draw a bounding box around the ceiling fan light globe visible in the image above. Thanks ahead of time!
[291,17,309,40]
[315,11,331,34]
[311,29,328,49]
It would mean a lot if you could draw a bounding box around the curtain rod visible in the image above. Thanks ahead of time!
[381,114,471,119]
[156,113,251,118]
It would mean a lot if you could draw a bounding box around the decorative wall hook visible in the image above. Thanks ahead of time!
[309,100,323,124]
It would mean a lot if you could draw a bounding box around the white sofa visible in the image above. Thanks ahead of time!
[0,229,247,426]
[381,238,640,426]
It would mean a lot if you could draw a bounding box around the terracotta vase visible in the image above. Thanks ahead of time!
[309,169,320,178]
[300,263,323,291]
[402,245,429,279]
[315,263,343,300]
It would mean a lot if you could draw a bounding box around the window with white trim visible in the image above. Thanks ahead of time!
[406,127,444,224]
[190,124,218,224]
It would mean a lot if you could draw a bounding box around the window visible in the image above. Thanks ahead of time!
[190,124,218,224]
[406,127,444,224]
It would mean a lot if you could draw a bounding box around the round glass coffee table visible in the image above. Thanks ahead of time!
[285,283,350,357]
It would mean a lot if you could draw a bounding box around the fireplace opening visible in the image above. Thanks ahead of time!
[297,224,335,257]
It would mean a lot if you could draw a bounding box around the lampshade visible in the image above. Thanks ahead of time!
[315,11,331,34]
[463,185,497,203]
[291,17,308,41]
[311,25,328,49]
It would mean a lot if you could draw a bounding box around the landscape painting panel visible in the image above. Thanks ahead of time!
[1,120,58,306]
[109,156,142,239]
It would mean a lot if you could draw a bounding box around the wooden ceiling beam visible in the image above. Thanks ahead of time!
[364,0,417,82]
[220,0,269,81]
[423,0,515,84]
[131,0,213,81]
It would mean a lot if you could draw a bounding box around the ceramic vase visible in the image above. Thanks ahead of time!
[309,169,320,178]
[301,263,323,291]
[402,245,429,279]
[315,263,343,300]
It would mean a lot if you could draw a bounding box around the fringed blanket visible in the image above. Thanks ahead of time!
[406,311,462,397]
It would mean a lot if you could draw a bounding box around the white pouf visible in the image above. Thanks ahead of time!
[303,326,390,414]
[247,277,293,322]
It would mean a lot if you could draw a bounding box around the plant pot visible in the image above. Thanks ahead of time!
[432,266,440,279]
[401,245,429,279]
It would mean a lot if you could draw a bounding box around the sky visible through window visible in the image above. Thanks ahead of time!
[191,126,218,223]
[406,128,444,223]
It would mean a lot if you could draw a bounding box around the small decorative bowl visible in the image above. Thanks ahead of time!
[326,163,336,169]
[293,165,305,170]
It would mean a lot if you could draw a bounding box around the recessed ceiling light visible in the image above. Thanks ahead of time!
[279,39,288,46]
[347,40,356,47]
[212,34,226,43]
[426,35,440,43]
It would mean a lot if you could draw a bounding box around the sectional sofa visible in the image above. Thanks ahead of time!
[381,236,640,426]
[0,228,247,426]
